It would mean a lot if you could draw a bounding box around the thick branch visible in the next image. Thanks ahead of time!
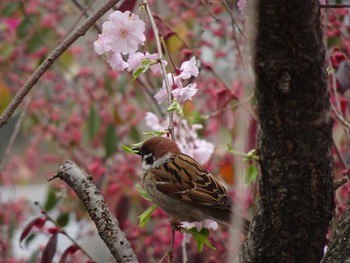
[322,205,350,262]
[0,0,120,129]
[49,161,138,263]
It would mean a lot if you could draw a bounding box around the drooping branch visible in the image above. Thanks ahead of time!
[48,161,138,263]
[0,0,120,129]
[142,0,175,140]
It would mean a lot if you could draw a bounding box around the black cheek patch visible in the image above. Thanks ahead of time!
[145,156,154,165]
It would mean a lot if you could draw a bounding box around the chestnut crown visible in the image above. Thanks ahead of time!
[134,137,181,160]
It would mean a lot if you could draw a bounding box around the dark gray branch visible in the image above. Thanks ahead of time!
[49,161,138,263]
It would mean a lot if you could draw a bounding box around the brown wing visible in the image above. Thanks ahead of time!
[152,154,232,210]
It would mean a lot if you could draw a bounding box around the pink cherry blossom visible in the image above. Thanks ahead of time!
[144,112,167,131]
[181,219,218,232]
[155,83,197,104]
[181,219,218,243]
[172,83,198,103]
[179,56,199,79]
[93,34,110,55]
[155,74,185,104]
[127,52,144,71]
[154,87,168,104]
[102,11,145,55]
[127,52,166,73]
[163,73,183,89]
[190,139,215,164]
[237,0,247,13]
[106,53,128,71]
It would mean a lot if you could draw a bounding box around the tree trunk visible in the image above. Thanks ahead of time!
[242,1,334,262]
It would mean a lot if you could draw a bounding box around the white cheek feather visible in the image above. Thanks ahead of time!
[141,152,174,179]
[142,158,152,174]
[153,153,174,168]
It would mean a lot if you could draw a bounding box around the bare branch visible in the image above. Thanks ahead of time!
[0,0,120,129]
[142,0,175,140]
[49,161,138,263]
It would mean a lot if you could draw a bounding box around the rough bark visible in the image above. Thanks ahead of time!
[242,1,334,262]
[49,161,138,263]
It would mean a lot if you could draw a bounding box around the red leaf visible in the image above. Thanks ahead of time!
[47,227,61,234]
[41,233,58,263]
[20,217,47,247]
[59,244,79,263]
[118,0,137,12]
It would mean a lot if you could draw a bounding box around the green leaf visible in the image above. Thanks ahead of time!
[88,105,101,139]
[24,233,37,247]
[0,43,14,60]
[44,188,58,212]
[167,100,183,117]
[28,249,40,263]
[183,228,216,252]
[104,74,113,94]
[226,143,234,152]
[245,165,258,184]
[17,17,31,38]
[189,111,206,124]
[130,126,141,142]
[143,131,167,136]
[132,59,154,80]
[136,185,152,201]
[327,66,335,75]
[26,35,43,53]
[56,213,69,227]
[245,149,259,161]
[103,124,117,158]
[2,2,20,16]
[138,204,158,228]
[131,141,144,147]
[121,145,138,154]
[327,36,341,48]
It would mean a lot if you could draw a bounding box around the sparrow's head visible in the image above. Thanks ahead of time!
[134,137,181,172]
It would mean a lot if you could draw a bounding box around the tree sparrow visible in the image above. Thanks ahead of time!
[134,136,250,235]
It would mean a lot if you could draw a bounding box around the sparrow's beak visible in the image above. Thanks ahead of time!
[132,147,142,155]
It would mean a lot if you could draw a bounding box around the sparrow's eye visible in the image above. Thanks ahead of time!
[144,154,154,165]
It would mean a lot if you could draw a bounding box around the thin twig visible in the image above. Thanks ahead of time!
[333,177,348,190]
[160,37,176,75]
[222,0,246,39]
[332,139,349,190]
[136,76,166,117]
[70,0,101,33]
[333,138,348,170]
[200,0,220,22]
[35,202,95,261]
[331,104,350,130]
[0,0,120,129]
[142,0,175,140]
[0,95,32,173]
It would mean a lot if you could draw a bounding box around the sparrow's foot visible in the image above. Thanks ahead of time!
[169,217,181,230]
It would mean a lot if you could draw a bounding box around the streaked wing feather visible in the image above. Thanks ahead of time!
[154,154,231,210]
